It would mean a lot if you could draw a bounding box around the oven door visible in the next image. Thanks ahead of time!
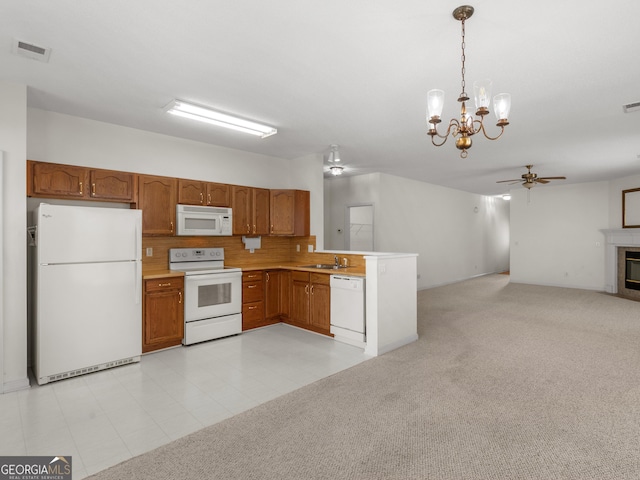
[184,271,242,321]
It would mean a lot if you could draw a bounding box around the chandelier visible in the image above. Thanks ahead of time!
[427,5,511,158]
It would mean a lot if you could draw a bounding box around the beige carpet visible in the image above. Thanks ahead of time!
[89,275,640,479]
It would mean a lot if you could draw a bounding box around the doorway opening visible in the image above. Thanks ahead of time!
[346,205,374,251]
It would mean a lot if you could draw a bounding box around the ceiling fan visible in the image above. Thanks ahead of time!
[497,165,566,189]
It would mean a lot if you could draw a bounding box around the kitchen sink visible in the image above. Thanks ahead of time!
[298,264,346,270]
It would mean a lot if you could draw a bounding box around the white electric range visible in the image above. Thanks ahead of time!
[169,247,242,345]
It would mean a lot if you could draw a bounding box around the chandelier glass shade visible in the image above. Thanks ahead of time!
[427,5,511,158]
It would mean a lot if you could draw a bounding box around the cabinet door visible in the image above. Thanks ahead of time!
[264,271,281,321]
[178,179,206,205]
[232,186,252,235]
[279,271,291,320]
[30,162,89,198]
[291,272,310,326]
[90,169,136,202]
[270,190,295,235]
[206,183,231,207]
[143,279,184,353]
[138,175,177,236]
[253,188,270,235]
[310,276,331,333]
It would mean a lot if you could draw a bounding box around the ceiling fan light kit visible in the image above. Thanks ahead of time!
[496,165,566,189]
[427,5,511,158]
[327,144,344,175]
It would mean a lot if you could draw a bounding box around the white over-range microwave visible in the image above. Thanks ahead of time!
[176,204,233,236]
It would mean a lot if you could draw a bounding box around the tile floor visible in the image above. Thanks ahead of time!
[0,324,370,479]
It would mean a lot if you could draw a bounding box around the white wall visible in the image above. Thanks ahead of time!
[325,172,511,290]
[509,182,609,290]
[1,81,29,393]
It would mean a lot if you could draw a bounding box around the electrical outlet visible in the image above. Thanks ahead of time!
[308,245,314,253]
[296,244,300,252]
[146,247,153,257]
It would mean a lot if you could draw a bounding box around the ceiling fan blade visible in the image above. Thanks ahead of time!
[536,179,550,184]
[496,179,522,183]
[538,176,566,180]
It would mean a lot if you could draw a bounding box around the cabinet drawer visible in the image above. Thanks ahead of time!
[243,301,264,322]
[243,281,264,303]
[292,271,310,283]
[145,277,184,292]
[243,271,262,282]
[243,301,265,331]
[310,273,330,285]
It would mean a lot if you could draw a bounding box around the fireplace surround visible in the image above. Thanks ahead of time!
[603,229,640,300]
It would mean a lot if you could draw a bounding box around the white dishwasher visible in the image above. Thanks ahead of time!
[330,275,366,347]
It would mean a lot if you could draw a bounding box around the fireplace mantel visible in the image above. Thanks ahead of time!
[602,229,640,293]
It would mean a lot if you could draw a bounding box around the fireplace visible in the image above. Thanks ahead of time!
[625,251,640,290]
[603,229,640,300]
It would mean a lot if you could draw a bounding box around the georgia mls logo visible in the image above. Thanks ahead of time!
[0,455,72,480]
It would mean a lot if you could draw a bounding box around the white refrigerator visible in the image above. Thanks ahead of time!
[33,203,142,385]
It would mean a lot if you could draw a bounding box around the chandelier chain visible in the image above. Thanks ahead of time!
[460,17,466,96]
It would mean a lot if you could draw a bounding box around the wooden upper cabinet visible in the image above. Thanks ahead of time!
[89,169,136,202]
[270,189,310,236]
[232,186,269,235]
[253,188,270,235]
[232,185,252,235]
[28,160,136,203]
[28,161,89,199]
[138,174,177,236]
[206,183,231,207]
[178,179,206,205]
[178,179,231,207]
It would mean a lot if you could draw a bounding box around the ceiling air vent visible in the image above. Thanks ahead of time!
[623,101,640,114]
[12,38,51,62]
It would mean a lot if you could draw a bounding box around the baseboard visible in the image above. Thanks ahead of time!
[3,376,31,394]
[365,333,418,357]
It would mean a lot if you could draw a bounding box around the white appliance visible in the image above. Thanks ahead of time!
[330,275,366,347]
[169,248,242,345]
[32,203,142,385]
[176,204,232,236]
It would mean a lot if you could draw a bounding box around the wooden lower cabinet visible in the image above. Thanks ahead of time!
[143,276,184,353]
[242,271,265,330]
[288,271,331,335]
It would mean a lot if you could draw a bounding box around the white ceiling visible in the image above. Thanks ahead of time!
[3,0,640,195]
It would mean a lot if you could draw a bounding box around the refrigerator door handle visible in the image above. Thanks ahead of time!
[135,260,141,305]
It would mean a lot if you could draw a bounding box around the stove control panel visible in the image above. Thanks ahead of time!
[169,247,224,262]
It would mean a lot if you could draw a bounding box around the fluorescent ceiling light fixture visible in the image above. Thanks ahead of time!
[165,100,277,138]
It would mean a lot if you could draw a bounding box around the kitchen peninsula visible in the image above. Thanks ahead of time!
[143,236,418,357]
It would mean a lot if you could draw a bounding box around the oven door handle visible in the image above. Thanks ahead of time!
[185,272,242,283]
